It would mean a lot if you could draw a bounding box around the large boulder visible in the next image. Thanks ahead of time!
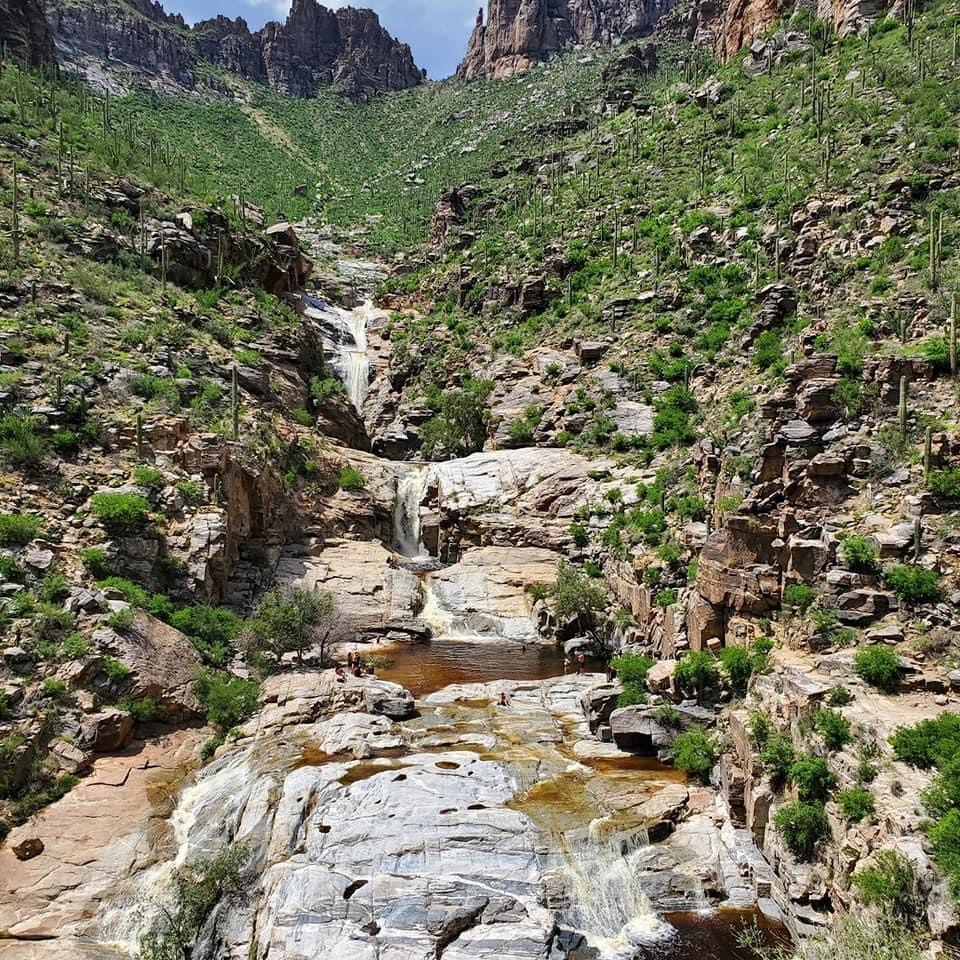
[80,709,134,753]
[91,612,203,720]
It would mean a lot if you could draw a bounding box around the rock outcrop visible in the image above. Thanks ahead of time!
[457,0,677,80]
[0,0,55,66]
[46,0,423,98]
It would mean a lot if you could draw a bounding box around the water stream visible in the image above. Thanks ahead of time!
[394,464,430,558]
[301,295,377,413]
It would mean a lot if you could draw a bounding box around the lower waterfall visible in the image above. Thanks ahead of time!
[394,465,430,558]
[562,831,675,958]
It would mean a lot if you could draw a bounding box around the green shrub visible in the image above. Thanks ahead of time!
[0,413,49,468]
[928,809,960,896]
[854,645,901,693]
[551,562,607,638]
[309,376,346,402]
[754,331,785,372]
[885,565,941,604]
[928,468,960,498]
[654,588,678,609]
[783,583,817,612]
[773,800,828,860]
[748,711,771,750]
[248,586,335,665]
[132,466,165,490]
[420,380,492,460]
[853,851,919,921]
[890,713,960,769]
[80,548,111,578]
[90,492,152,537]
[0,554,24,581]
[176,480,206,506]
[41,678,68,700]
[790,754,837,802]
[61,632,89,659]
[338,466,364,492]
[921,335,951,372]
[39,574,70,604]
[672,726,717,780]
[34,604,76,642]
[840,535,879,573]
[815,708,852,751]
[673,651,720,702]
[103,656,132,682]
[292,408,313,427]
[569,523,589,548]
[170,606,242,667]
[717,645,753,694]
[116,697,158,723]
[0,513,41,546]
[107,608,136,631]
[139,844,251,960]
[194,670,259,731]
[828,684,854,706]
[611,651,654,707]
[837,787,875,821]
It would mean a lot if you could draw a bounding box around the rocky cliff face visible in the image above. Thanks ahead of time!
[46,0,423,98]
[700,0,894,62]
[457,0,677,80]
[0,0,55,66]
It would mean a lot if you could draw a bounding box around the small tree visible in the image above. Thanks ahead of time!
[814,708,852,751]
[717,645,753,694]
[885,565,941,604]
[854,645,901,693]
[673,650,720,703]
[773,800,828,860]
[248,586,335,666]
[673,726,717,781]
[790,754,837,802]
[840,535,879,573]
[551,561,607,638]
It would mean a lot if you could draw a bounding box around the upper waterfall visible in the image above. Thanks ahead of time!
[301,295,381,415]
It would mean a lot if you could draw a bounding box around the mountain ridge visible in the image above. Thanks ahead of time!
[44,0,425,99]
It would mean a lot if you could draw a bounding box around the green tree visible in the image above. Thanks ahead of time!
[773,800,828,860]
[248,587,335,666]
[790,754,837,802]
[854,645,901,693]
[673,651,720,703]
[420,380,493,460]
[673,726,717,781]
[551,561,607,638]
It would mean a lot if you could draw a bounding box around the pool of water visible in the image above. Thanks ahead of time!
[375,639,604,698]
[643,909,789,959]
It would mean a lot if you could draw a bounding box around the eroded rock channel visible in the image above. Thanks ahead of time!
[0,256,785,960]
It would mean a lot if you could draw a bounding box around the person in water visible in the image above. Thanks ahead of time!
[576,652,586,675]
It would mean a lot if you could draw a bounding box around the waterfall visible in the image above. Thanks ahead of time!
[301,296,373,415]
[394,466,430,558]
[561,831,675,959]
[341,301,371,413]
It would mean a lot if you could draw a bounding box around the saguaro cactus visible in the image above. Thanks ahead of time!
[231,367,240,441]
[899,376,909,441]
[11,160,20,268]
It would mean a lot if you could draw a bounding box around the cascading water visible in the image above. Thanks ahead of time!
[562,831,675,959]
[301,296,375,414]
[394,465,430,558]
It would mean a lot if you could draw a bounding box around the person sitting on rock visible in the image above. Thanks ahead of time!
[498,691,511,708]
[335,665,347,684]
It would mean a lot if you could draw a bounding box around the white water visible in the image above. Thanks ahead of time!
[302,296,379,414]
[394,465,431,558]
[563,831,675,958]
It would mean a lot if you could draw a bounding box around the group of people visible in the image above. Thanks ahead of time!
[562,650,618,682]
[334,651,368,683]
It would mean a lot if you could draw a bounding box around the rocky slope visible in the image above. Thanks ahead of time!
[46,0,424,98]
[0,0,54,66]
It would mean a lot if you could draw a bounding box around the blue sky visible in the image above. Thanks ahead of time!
[163,0,480,79]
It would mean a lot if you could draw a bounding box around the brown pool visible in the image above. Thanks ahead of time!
[642,908,789,959]
[375,639,605,698]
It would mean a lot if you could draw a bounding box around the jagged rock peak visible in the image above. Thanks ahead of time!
[44,0,424,98]
[0,0,55,66]
[456,0,677,81]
